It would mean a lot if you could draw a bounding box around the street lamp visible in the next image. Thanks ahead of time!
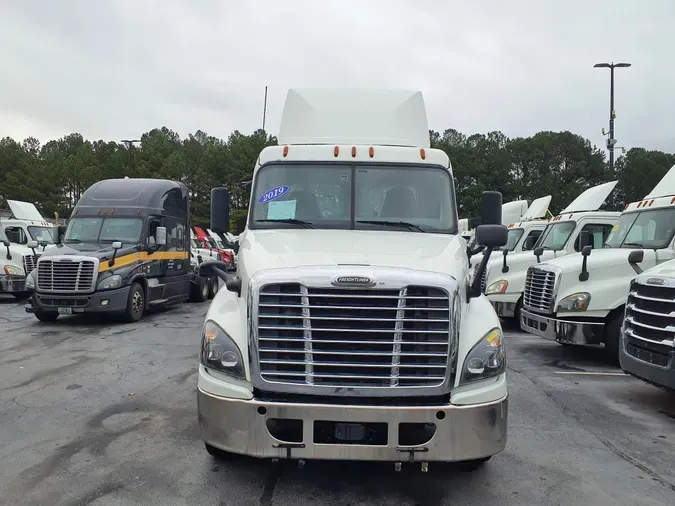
[594,62,631,174]
[120,139,141,148]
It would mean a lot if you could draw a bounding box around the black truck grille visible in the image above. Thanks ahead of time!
[256,284,451,389]
[37,259,96,292]
[624,283,675,367]
[523,267,556,313]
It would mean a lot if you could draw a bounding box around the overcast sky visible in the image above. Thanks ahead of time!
[1,0,673,153]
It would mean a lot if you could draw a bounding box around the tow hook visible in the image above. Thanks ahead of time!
[421,462,429,472]
[394,462,402,472]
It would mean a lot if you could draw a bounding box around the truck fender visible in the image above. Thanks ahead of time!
[204,288,250,379]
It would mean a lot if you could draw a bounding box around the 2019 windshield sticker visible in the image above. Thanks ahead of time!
[258,185,290,204]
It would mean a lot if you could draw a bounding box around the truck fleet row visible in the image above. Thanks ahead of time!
[2,87,672,470]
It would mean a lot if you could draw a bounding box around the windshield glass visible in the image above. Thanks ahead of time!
[505,228,524,251]
[535,221,576,251]
[64,217,143,244]
[250,163,456,233]
[604,208,675,249]
[28,226,55,243]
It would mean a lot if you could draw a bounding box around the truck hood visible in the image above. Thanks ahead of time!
[538,248,643,275]
[240,229,466,278]
[37,242,137,263]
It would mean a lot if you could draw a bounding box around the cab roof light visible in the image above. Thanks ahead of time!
[351,146,357,158]
[420,148,426,160]
[282,145,289,157]
[369,146,374,158]
[334,146,339,157]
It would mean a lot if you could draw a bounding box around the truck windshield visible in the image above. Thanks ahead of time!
[534,221,576,251]
[28,226,55,243]
[604,208,675,249]
[64,217,143,244]
[250,163,456,233]
[505,228,524,251]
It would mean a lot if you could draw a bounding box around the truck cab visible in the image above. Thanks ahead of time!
[195,88,509,471]
[619,259,675,390]
[520,164,675,362]
[26,178,212,322]
[484,180,620,322]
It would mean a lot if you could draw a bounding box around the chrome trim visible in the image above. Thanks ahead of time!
[198,388,508,462]
[22,253,37,275]
[36,255,100,294]
[248,266,459,397]
[522,264,562,314]
[520,309,603,345]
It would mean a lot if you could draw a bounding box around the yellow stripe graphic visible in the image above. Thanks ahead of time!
[98,251,189,272]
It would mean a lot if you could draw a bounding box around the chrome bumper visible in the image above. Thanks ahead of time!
[490,301,517,318]
[198,389,507,462]
[0,275,27,293]
[520,309,604,345]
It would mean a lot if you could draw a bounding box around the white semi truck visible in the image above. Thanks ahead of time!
[619,259,675,391]
[483,180,620,322]
[195,88,509,471]
[520,164,675,362]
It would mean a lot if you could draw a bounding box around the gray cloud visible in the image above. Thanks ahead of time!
[0,0,673,154]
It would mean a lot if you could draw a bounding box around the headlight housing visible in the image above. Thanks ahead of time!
[201,320,245,379]
[25,269,37,289]
[556,292,591,312]
[3,264,24,276]
[97,274,122,290]
[460,328,506,385]
[486,280,508,294]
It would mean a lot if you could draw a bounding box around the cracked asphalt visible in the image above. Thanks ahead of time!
[1,294,675,505]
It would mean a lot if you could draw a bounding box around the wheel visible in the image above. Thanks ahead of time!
[122,282,145,323]
[456,456,491,472]
[205,442,233,460]
[512,299,522,326]
[190,275,209,302]
[207,276,219,299]
[35,311,59,322]
[13,291,31,300]
[604,311,623,365]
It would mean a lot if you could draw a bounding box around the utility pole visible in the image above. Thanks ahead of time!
[593,62,631,175]
[120,139,141,175]
[262,86,268,134]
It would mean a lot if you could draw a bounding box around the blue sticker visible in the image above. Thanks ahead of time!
[258,185,290,204]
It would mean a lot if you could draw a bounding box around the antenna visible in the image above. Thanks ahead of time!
[262,86,268,133]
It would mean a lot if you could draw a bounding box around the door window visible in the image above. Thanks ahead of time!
[574,223,614,251]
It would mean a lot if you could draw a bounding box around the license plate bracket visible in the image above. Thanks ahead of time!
[334,422,366,442]
[57,307,73,315]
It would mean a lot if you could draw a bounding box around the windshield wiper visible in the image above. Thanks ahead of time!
[623,242,644,248]
[357,220,427,233]
[255,218,314,229]
[64,238,81,243]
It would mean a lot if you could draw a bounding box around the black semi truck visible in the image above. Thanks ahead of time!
[25,177,217,322]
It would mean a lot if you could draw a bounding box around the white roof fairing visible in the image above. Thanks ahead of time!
[522,195,552,219]
[278,89,430,148]
[644,164,675,199]
[6,200,45,221]
[560,180,618,213]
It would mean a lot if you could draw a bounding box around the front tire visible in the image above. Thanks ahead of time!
[207,276,219,299]
[35,311,58,322]
[205,443,233,460]
[604,311,623,365]
[190,275,209,302]
[122,282,145,323]
[456,456,491,471]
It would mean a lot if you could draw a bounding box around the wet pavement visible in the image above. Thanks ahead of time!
[1,295,674,505]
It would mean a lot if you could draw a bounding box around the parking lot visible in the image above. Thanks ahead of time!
[1,295,674,506]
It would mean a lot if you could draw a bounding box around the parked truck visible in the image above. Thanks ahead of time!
[195,88,509,471]
[520,164,675,362]
[483,180,620,322]
[25,178,214,322]
[619,259,675,390]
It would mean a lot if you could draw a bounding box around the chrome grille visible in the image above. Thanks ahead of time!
[23,254,37,275]
[480,267,488,294]
[624,282,675,367]
[256,284,451,390]
[37,258,97,293]
[523,267,556,313]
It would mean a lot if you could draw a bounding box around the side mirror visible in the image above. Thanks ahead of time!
[211,187,231,235]
[155,227,167,246]
[533,246,544,263]
[27,240,38,249]
[112,241,122,250]
[199,260,241,296]
[108,241,122,267]
[56,225,68,244]
[480,191,503,226]
[628,249,644,275]
[579,230,593,250]
[579,245,592,282]
[501,248,509,273]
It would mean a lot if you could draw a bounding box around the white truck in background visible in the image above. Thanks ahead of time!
[619,259,675,390]
[195,88,509,471]
[469,195,552,283]
[483,180,620,322]
[520,164,675,362]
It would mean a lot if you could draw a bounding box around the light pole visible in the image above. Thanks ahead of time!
[120,139,141,175]
[593,62,631,175]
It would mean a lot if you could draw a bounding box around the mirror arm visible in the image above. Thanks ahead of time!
[468,246,495,299]
[501,249,509,273]
[579,256,589,281]
[5,245,11,261]
[629,261,643,275]
[108,248,119,267]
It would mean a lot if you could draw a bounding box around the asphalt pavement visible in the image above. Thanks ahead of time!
[1,294,674,505]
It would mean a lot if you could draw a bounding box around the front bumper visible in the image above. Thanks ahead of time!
[198,389,508,462]
[490,300,517,318]
[0,274,27,293]
[620,335,675,391]
[520,309,603,345]
[27,285,131,314]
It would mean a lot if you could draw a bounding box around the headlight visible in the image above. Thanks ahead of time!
[201,320,245,379]
[3,265,24,276]
[25,269,37,289]
[556,292,591,312]
[460,328,506,385]
[486,280,508,294]
[97,274,122,290]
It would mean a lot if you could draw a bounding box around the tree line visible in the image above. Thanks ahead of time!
[1,127,673,233]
